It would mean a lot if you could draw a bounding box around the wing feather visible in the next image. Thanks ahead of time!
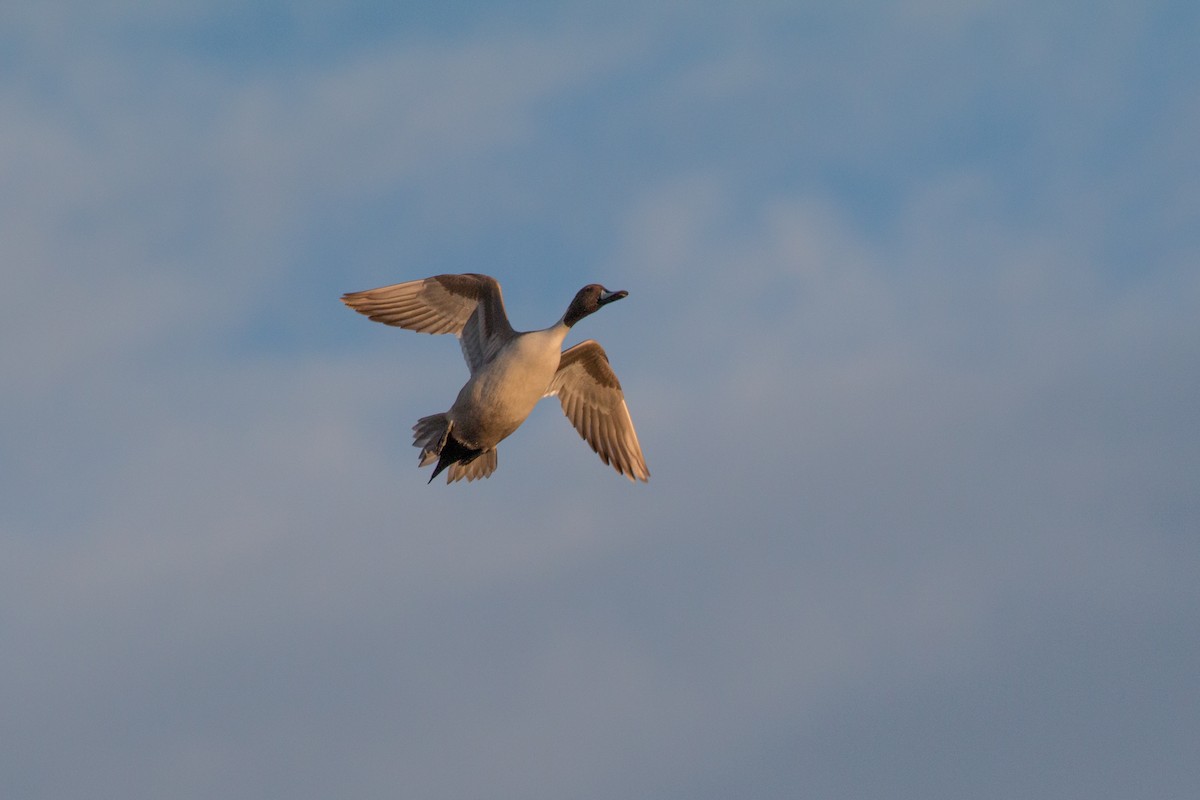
[341,274,515,373]
[546,340,649,482]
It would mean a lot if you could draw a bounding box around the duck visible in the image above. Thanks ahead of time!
[342,274,650,484]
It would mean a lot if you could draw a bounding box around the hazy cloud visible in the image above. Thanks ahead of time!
[3,2,1197,799]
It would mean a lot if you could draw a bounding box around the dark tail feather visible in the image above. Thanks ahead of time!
[428,434,484,483]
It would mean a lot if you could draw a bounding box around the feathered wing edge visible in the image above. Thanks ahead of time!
[341,273,515,374]
[547,340,649,482]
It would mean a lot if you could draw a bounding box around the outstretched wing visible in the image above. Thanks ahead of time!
[341,273,515,374]
[547,340,649,482]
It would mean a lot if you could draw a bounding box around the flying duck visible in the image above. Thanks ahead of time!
[342,274,650,484]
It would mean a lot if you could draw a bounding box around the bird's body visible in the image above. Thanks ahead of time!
[447,326,567,449]
[342,274,649,483]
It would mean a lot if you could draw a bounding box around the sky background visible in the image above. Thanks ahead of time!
[3,2,1199,798]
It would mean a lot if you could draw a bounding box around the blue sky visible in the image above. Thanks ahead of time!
[3,2,1199,798]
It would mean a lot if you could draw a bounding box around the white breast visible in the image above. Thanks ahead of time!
[448,328,567,447]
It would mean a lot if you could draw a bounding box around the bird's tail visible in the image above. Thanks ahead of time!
[411,413,496,483]
[413,413,451,468]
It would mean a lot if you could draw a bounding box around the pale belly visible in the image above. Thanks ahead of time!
[447,334,563,448]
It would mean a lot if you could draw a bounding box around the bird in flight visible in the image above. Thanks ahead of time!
[342,274,650,484]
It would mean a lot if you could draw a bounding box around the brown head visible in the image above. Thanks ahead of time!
[562,284,628,327]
